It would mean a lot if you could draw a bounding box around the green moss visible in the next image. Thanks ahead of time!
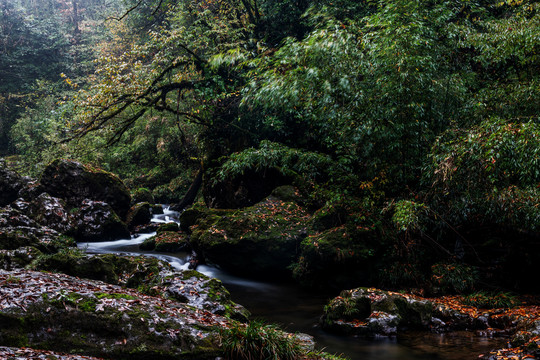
[1,333,29,347]
[157,222,180,233]
[181,269,210,281]
[96,292,137,300]
[132,187,155,204]
[139,237,156,250]
[78,299,98,312]
[5,275,21,283]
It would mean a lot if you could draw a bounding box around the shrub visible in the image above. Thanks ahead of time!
[220,321,303,360]
[462,291,519,309]
[431,263,478,294]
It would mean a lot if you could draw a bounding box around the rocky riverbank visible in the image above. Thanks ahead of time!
[1,158,538,359]
[321,287,540,359]
[0,159,341,359]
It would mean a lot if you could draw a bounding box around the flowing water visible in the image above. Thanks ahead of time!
[78,207,507,359]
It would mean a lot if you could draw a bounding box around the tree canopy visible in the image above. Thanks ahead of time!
[3,0,540,291]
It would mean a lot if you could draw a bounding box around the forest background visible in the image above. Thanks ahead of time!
[1,0,539,293]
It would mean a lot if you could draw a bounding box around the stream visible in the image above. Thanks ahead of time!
[78,207,507,359]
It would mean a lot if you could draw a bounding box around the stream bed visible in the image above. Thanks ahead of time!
[78,208,507,359]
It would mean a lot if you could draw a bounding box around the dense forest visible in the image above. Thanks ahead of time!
[1,0,539,359]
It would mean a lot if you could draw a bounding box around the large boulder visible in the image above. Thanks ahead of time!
[131,187,155,205]
[321,288,433,337]
[0,347,104,360]
[126,202,152,230]
[291,222,379,290]
[139,231,190,252]
[0,159,24,207]
[187,196,310,278]
[71,200,130,242]
[39,159,131,219]
[29,252,249,321]
[165,269,250,321]
[0,269,225,359]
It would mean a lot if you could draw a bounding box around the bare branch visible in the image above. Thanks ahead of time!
[107,0,145,21]
[151,0,165,17]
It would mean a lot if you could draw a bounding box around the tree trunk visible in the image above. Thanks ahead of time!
[170,169,203,211]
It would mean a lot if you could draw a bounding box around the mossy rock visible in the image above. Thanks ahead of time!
[0,246,43,270]
[29,252,167,291]
[139,237,156,251]
[157,222,180,233]
[139,232,189,252]
[154,231,190,253]
[321,288,433,337]
[189,198,310,278]
[72,200,130,242]
[39,159,131,220]
[0,159,24,207]
[0,269,225,359]
[0,208,67,253]
[270,185,305,204]
[126,202,152,229]
[131,188,154,205]
[151,204,164,215]
[309,202,349,231]
[291,223,379,289]
[178,206,206,232]
[166,269,250,321]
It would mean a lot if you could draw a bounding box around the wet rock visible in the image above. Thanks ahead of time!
[131,187,155,205]
[139,231,190,252]
[126,202,152,230]
[29,252,250,322]
[71,200,130,242]
[431,302,495,332]
[0,247,43,270]
[0,346,105,360]
[132,223,160,234]
[39,159,131,219]
[0,159,23,207]
[0,269,225,359]
[0,208,66,252]
[321,288,433,337]
[157,222,180,233]
[151,204,164,215]
[179,206,205,232]
[9,198,30,213]
[28,193,74,235]
[188,197,310,278]
[17,177,41,201]
[166,269,250,321]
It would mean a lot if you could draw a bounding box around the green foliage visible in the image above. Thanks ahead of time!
[323,290,364,320]
[431,263,478,294]
[462,291,519,309]
[391,200,426,232]
[426,118,540,230]
[244,0,473,191]
[215,140,341,184]
[220,321,303,360]
[464,1,540,121]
